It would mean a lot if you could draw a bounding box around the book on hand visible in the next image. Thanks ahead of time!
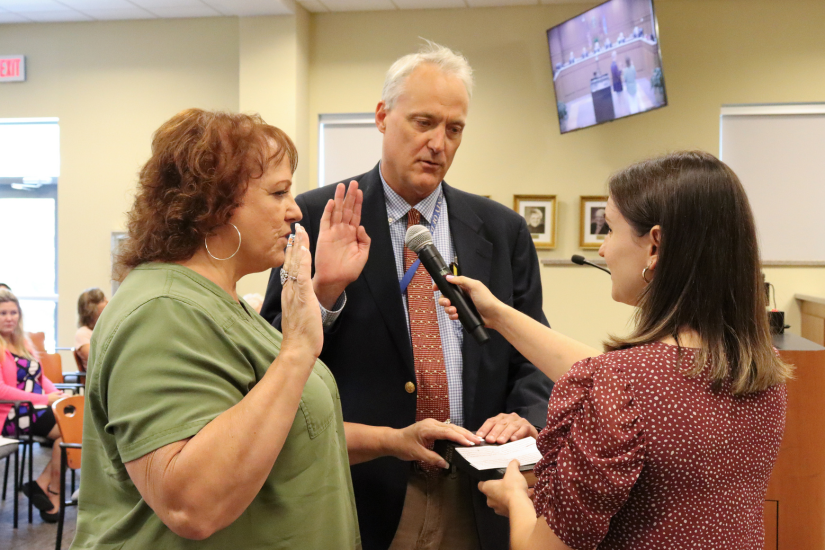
[433,436,541,485]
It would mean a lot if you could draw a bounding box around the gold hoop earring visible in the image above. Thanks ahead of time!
[205,223,242,261]
[642,265,653,284]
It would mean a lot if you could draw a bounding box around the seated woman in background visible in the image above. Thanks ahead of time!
[74,287,107,370]
[0,289,65,523]
[439,151,792,550]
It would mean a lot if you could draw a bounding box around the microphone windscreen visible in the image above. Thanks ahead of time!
[571,255,586,265]
[405,224,432,253]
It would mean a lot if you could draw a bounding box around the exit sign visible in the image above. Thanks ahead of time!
[0,56,25,82]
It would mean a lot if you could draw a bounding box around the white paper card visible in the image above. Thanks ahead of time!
[454,436,542,471]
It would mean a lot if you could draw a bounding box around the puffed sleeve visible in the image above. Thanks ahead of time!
[532,356,645,550]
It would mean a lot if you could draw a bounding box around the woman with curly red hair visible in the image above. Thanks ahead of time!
[72,109,368,549]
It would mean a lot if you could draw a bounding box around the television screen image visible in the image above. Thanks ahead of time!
[547,0,667,133]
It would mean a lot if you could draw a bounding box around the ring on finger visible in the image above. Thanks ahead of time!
[279,268,290,285]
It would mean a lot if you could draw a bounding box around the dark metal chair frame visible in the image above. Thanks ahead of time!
[0,432,20,528]
[56,442,82,550]
[0,399,37,527]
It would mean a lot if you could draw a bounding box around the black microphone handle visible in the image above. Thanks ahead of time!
[583,260,611,275]
[416,245,491,345]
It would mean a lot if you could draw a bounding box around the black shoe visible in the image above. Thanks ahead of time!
[40,508,59,524]
[21,481,53,512]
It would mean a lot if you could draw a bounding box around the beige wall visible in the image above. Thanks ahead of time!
[0,0,822,357]
[237,9,310,298]
[0,18,241,359]
[308,0,825,347]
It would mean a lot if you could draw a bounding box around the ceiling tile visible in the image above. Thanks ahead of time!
[0,0,596,24]
[24,9,94,21]
[205,0,294,16]
[467,0,536,6]
[0,0,70,12]
[148,5,223,17]
[296,0,328,12]
[393,0,466,9]
[320,0,396,11]
[57,0,136,9]
[199,0,227,15]
[0,10,30,22]
[83,8,157,20]
[129,0,209,6]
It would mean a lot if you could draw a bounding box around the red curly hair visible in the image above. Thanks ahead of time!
[115,109,298,280]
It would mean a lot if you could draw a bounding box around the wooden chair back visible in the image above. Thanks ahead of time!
[39,353,64,384]
[28,332,46,353]
[72,348,86,372]
[52,396,83,470]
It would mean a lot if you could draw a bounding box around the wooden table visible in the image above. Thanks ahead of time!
[764,333,825,550]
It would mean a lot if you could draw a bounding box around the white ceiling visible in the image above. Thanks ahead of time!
[0,0,587,24]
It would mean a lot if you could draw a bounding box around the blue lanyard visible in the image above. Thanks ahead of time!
[399,193,443,294]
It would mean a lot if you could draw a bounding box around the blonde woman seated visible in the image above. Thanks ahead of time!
[74,287,108,370]
[439,151,791,550]
[0,289,65,523]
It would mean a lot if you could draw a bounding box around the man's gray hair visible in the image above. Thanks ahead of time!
[382,40,474,110]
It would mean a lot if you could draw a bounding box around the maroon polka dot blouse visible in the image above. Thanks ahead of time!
[532,342,786,549]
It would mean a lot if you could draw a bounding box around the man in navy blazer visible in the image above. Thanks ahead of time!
[261,42,553,550]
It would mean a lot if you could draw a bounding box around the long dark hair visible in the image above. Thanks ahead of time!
[604,151,792,395]
[77,287,106,329]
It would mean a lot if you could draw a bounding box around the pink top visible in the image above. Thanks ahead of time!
[0,349,58,428]
[532,342,787,550]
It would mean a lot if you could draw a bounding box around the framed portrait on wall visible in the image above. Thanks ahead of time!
[580,196,609,249]
[514,195,557,249]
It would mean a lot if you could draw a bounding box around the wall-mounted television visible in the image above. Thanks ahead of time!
[547,0,667,134]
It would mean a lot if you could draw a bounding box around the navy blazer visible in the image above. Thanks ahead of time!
[261,163,553,550]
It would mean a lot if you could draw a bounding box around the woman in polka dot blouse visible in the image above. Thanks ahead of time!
[440,151,792,550]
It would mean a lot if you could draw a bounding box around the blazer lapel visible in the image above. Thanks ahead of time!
[443,183,493,425]
[359,165,415,375]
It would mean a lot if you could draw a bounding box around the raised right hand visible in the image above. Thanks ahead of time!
[280,224,323,360]
[438,274,503,330]
[312,181,371,309]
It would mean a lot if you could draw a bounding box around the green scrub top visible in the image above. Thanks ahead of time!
[71,263,361,550]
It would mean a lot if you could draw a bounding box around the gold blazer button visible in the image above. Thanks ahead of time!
[405,382,416,394]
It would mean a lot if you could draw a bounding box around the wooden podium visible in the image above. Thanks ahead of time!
[797,294,825,346]
[764,333,825,550]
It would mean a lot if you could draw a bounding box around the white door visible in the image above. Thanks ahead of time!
[318,113,383,187]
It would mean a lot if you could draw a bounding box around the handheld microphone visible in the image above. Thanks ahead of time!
[405,225,490,345]
[571,254,611,275]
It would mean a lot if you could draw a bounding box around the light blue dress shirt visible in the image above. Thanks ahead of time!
[379,165,465,427]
